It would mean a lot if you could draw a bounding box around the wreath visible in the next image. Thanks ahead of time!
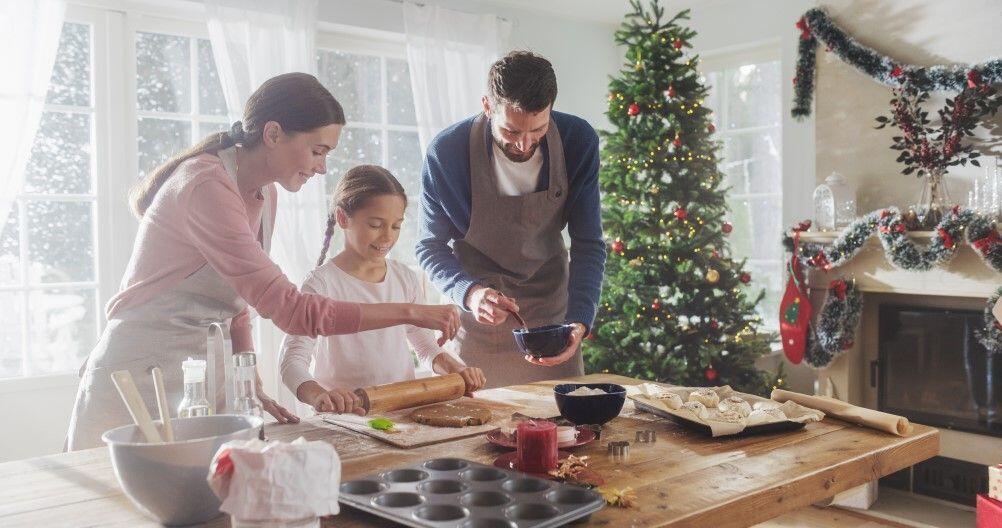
[976,287,1002,354]
[805,279,863,368]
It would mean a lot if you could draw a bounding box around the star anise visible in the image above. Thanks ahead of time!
[600,486,638,508]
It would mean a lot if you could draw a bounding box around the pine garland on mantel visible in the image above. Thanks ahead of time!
[792,7,1002,118]
[782,207,1002,273]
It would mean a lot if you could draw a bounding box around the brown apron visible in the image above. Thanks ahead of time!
[66,147,272,450]
[451,114,583,389]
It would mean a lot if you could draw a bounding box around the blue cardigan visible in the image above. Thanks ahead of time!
[415,111,606,329]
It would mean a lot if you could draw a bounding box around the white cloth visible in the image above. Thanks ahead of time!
[0,0,66,235]
[402,1,511,153]
[206,0,324,411]
[995,297,1002,325]
[279,259,458,395]
[492,142,543,196]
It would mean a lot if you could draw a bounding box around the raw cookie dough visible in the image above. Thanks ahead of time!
[410,401,493,428]
[688,388,720,408]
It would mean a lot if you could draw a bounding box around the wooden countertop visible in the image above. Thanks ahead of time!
[0,373,939,528]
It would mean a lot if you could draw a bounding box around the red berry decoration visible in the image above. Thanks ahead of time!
[890,66,903,78]
[740,272,751,284]
[672,133,682,148]
[664,84,676,99]
[674,207,688,220]
[672,38,683,50]
[651,299,661,310]
[612,239,625,253]
[721,221,733,234]
[627,103,640,116]
[710,319,719,330]
[705,366,718,382]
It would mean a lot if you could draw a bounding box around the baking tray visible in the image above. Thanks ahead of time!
[633,399,807,438]
[338,457,605,527]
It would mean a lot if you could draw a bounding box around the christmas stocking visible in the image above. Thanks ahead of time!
[779,233,812,364]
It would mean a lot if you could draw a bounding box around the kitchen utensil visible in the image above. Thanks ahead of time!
[103,414,263,526]
[553,383,626,426]
[512,324,575,358]
[150,367,174,442]
[339,458,604,527]
[354,373,467,414]
[110,370,162,444]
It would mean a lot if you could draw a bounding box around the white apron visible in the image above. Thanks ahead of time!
[66,148,273,450]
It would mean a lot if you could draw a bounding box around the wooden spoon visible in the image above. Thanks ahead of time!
[151,367,175,442]
[497,291,527,329]
[111,370,163,443]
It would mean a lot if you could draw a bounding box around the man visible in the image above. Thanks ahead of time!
[416,51,606,388]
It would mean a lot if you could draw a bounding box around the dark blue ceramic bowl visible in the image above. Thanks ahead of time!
[512,323,574,358]
[553,383,627,426]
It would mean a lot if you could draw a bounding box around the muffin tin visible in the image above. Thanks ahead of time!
[338,457,605,527]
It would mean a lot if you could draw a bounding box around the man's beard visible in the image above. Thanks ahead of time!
[493,136,538,163]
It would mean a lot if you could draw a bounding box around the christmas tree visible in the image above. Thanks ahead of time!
[583,0,777,395]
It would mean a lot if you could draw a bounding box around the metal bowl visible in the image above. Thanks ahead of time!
[103,414,263,526]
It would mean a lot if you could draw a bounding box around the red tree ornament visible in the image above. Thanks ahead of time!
[627,103,640,116]
[707,123,716,133]
[664,84,676,99]
[740,273,751,284]
[721,221,733,234]
[612,239,625,253]
[674,207,688,220]
[672,38,683,50]
[651,299,661,310]
[672,133,682,148]
[709,319,719,330]
[705,366,718,382]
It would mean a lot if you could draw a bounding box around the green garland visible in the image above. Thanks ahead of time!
[792,8,1002,118]
[805,279,862,368]
[976,287,1002,354]
[782,207,1002,273]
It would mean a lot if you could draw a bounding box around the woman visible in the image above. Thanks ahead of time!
[66,73,459,450]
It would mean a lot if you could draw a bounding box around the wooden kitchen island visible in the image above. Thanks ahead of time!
[0,373,939,527]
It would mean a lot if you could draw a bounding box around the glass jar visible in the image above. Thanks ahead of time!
[813,171,857,231]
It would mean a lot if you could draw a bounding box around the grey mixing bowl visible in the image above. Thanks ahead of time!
[103,414,263,526]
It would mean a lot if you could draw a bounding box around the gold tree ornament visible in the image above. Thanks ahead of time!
[706,268,720,283]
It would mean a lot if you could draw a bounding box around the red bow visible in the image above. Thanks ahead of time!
[972,230,1002,254]
[811,251,832,271]
[937,227,955,249]
[890,66,904,78]
[796,17,811,40]
[830,280,847,301]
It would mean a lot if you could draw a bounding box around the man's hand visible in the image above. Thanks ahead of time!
[524,322,586,367]
[465,285,520,326]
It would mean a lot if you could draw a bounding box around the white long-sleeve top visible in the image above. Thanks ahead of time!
[279,258,456,394]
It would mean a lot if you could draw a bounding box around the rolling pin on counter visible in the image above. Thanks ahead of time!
[353,373,468,414]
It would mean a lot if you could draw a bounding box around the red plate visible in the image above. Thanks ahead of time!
[492,451,604,486]
[485,426,596,449]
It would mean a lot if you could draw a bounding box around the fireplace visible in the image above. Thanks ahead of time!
[877,304,1001,437]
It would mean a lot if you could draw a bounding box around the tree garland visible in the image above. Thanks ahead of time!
[976,287,1002,354]
[805,279,863,368]
[782,207,1002,273]
[792,8,1002,118]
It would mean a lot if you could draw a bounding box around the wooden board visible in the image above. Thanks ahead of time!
[320,396,522,448]
[0,374,939,528]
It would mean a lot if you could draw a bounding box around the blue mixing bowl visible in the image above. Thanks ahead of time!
[512,323,574,358]
[553,383,627,426]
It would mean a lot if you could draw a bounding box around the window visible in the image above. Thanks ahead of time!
[135,32,227,179]
[703,58,783,329]
[0,22,99,378]
[316,46,423,267]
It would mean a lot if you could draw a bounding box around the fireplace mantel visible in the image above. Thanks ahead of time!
[799,231,1000,298]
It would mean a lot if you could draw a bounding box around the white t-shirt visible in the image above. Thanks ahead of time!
[279,258,459,394]
[492,141,544,196]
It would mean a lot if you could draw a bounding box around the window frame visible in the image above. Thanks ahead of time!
[699,41,784,330]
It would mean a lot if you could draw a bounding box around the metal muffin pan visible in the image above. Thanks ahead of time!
[339,457,605,527]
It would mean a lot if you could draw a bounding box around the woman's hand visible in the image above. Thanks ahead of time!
[465,286,519,326]
[255,372,300,424]
[433,352,486,395]
[413,304,461,346]
[310,387,366,415]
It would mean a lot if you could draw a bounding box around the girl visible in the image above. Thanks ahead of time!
[280,165,486,414]
[66,73,459,450]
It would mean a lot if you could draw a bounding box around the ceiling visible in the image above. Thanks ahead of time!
[468,0,734,26]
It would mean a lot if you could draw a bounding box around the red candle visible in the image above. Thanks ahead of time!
[516,420,557,473]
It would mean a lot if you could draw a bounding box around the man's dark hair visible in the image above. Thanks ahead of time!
[487,51,557,113]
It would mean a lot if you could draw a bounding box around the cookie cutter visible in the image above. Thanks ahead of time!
[635,430,657,443]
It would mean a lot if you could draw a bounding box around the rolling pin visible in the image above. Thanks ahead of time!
[354,373,467,414]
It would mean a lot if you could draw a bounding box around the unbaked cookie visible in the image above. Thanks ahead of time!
[410,401,493,427]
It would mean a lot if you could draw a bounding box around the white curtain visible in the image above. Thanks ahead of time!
[206,0,324,412]
[402,2,512,152]
[0,0,66,237]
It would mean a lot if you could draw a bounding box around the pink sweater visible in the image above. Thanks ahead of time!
[107,152,362,351]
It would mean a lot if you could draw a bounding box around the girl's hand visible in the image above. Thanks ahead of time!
[456,366,486,396]
[413,304,461,346]
[312,387,366,415]
[255,372,300,424]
